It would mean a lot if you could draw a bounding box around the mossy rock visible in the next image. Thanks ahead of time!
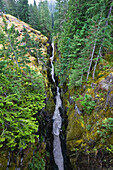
[0,149,17,170]
[67,118,84,151]
[0,151,8,170]
[65,69,113,164]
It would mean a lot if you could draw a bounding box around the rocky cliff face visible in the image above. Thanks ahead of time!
[0,14,54,169]
[0,13,53,106]
[0,14,49,65]
[66,70,113,169]
[54,40,113,169]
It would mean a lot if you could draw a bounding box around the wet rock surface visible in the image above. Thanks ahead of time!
[76,151,113,170]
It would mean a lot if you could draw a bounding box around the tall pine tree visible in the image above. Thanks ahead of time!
[17,0,29,23]
[54,0,113,88]
[38,0,52,37]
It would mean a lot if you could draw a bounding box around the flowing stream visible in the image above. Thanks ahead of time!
[50,43,64,170]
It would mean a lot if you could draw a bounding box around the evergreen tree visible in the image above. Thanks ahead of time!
[0,0,10,14]
[0,0,4,11]
[38,0,52,37]
[54,0,68,34]
[29,1,40,30]
[17,0,29,23]
[48,0,56,28]
[0,16,46,150]
[22,27,44,64]
[54,0,113,88]
[7,0,17,17]
[86,0,113,80]
[28,0,52,37]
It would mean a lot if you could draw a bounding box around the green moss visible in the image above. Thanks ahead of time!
[66,67,113,163]
[67,115,84,151]
[0,149,17,170]
[0,152,8,170]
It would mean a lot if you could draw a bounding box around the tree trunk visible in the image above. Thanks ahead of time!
[92,3,113,79]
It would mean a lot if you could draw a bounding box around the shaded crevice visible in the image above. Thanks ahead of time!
[45,43,72,170]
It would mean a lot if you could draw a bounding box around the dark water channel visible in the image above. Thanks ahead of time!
[49,43,72,170]
[50,44,64,170]
[5,42,72,170]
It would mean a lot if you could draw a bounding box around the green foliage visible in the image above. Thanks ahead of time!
[2,20,32,68]
[0,0,5,13]
[0,17,46,151]
[54,0,113,87]
[28,2,40,31]
[28,0,52,37]
[7,0,18,17]
[0,66,45,150]
[106,145,113,153]
[1,0,52,38]
[97,118,113,143]
[0,0,17,16]
[0,0,29,23]
[86,124,92,131]
[77,94,96,115]
[22,28,44,64]
[17,0,29,23]
[54,0,68,34]
[38,1,52,37]
[28,151,46,170]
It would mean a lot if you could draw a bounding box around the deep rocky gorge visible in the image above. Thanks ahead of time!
[0,14,53,169]
[0,14,113,170]
[53,40,113,169]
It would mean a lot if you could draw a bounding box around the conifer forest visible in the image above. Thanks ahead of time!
[0,0,113,169]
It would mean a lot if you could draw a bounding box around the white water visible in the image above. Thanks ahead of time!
[50,43,55,83]
[50,43,64,170]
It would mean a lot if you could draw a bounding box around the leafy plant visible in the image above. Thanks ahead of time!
[28,150,46,170]
[0,17,46,151]
[97,118,113,142]
[77,94,96,115]
[106,144,113,153]
[86,124,92,131]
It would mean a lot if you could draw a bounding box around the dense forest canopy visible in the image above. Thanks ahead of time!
[0,0,113,152]
[54,0,113,88]
[0,0,53,152]
[0,0,53,37]
[0,15,47,150]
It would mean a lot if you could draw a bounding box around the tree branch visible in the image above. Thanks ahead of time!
[86,18,102,81]
[86,41,96,81]
[92,3,113,80]
[7,33,20,68]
